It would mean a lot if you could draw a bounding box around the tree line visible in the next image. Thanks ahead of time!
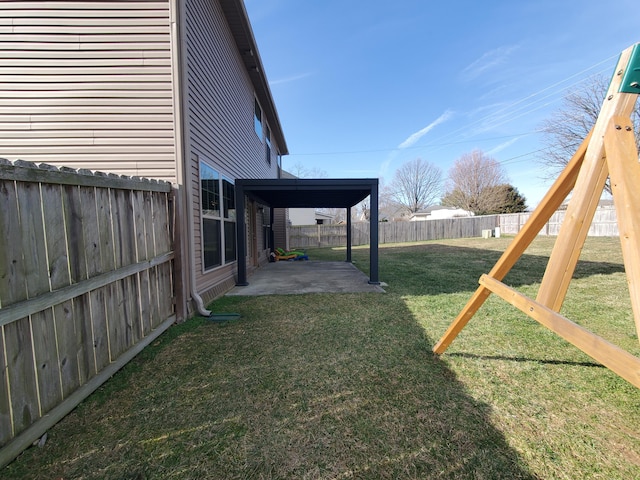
[382,152,527,219]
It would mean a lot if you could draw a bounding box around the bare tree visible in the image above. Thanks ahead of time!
[441,149,508,215]
[288,161,328,179]
[388,158,442,215]
[539,74,640,191]
[286,161,337,220]
[321,207,345,223]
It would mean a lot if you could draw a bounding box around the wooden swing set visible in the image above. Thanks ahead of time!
[433,43,640,389]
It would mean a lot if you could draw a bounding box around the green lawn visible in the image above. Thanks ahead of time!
[5,236,640,479]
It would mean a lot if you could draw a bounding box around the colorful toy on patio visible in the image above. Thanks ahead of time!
[272,247,309,261]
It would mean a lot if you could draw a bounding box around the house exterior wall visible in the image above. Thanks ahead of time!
[409,208,474,221]
[0,1,177,181]
[184,0,283,300]
[0,0,287,309]
[288,208,317,226]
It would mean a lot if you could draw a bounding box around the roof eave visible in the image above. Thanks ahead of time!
[218,0,288,155]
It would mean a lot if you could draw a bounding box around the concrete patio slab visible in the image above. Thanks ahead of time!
[226,261,385,296]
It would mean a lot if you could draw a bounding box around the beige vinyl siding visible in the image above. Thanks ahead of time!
[185,0,281,295]
[273,208,289,251]
[0,1,177,182]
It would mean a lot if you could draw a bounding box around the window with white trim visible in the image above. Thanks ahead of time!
[200,162,236,270]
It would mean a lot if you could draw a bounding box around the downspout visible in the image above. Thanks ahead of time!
[185,170,211,317]
[171,0,211,317]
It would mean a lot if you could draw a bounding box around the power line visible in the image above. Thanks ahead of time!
[287,132,536,157]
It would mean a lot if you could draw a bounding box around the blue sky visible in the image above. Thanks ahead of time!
[244,0,638,207]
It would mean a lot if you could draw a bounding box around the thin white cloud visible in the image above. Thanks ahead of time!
[378,110,454,178]
[269,72,313,86]
[486,137,520,155]
[462,45,519,79]
[397,110,454,149]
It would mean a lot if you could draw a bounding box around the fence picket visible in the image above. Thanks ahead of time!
[133,190,148,262]
[157,263,173,321]
[89,289,110,373]
[107,281,126,362]
[0,179,23,442]
[73,294,94,386]
[148,266,161,329]
[0,331,10,446]
[80,186,101,278]
[152,191,170,254]
[96,186,115,272]
[0,179,25,306]
[62,185,87,284]
[152,192,172,323]
[30,309,62,414]
[138,269,152,336]
[112,189,136,269]
[4,319,38,437]
[55,298,82,395]
[41,183,69,289]
[143,191,155,258]
[133,191,152,336]
[125,275,142,345]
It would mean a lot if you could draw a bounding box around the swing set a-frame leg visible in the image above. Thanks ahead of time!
[605,115,640,338]
[432,131,591,354]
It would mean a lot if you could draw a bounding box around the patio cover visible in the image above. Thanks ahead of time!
[234,178,379,286]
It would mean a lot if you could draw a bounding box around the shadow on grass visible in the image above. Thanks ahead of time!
[363,243,624,296]
[6,293,542,479]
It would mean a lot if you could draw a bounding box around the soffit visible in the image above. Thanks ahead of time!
[236,178,378,208]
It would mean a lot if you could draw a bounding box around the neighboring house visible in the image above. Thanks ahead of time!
[288,208,335,226]
[409,206,474,221]
[0,0,288,319]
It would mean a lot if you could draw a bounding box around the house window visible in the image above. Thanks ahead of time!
[265,125,271,165]
[254,99,263,139]
[202,218,221,269]
[200,162,236,270]
[222,177,236,262]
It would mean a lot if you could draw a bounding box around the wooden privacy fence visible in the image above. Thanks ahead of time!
[500,207,619,236]
[0,159,176,467]
[288,216,500,248]
[290,209,622,250]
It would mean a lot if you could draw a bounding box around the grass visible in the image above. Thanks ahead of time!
[5,236,640,479]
